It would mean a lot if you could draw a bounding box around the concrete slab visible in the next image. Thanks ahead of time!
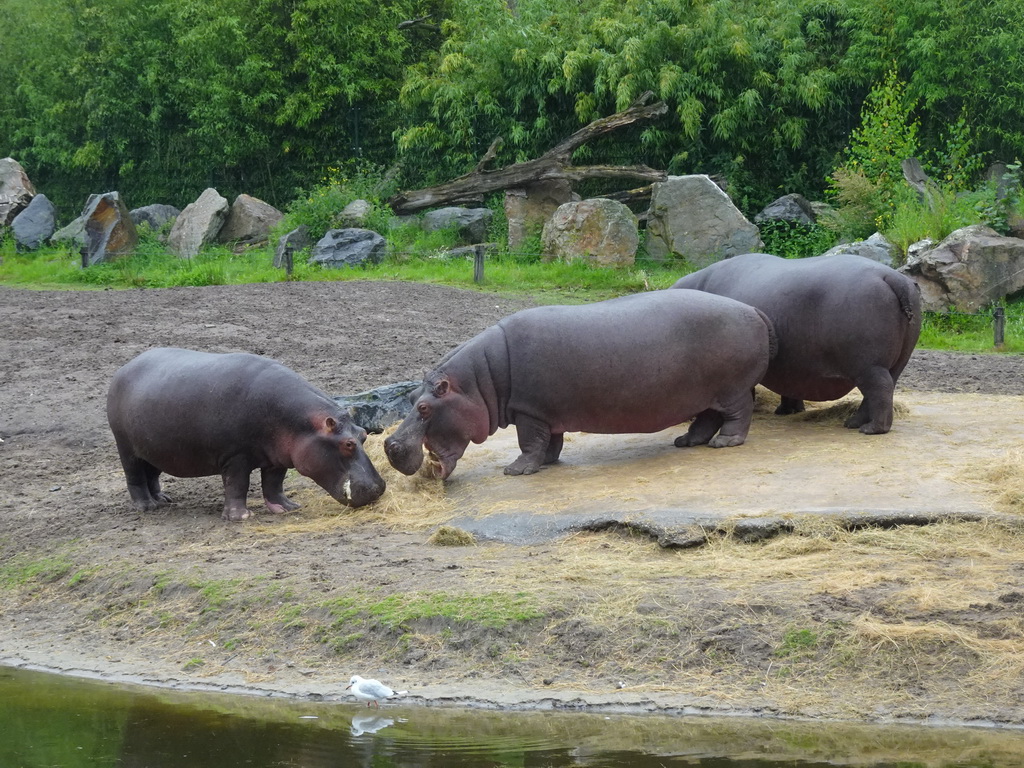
[438,392,1024,545]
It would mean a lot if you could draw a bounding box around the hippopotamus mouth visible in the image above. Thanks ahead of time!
[423,442,460,480]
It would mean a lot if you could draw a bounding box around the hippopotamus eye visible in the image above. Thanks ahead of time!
[417,402,431,419]
[339,439,357,458]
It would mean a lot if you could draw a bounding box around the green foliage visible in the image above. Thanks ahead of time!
[758,220,837,259]
[827,70,919,236]
[282,161,397,242]
[882,186,983,260]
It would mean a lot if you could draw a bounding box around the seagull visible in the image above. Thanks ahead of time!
[346,675,408,708]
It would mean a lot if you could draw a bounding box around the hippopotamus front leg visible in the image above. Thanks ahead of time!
[845,366,895,434]
[261,467,301,514]
[505,414,555,475]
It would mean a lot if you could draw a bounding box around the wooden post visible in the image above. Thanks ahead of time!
[80,245,88,269]
[284,244,294,279]
[994,306,1005,348]
[473,245,485,284]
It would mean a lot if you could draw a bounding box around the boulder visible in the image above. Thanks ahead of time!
[310,228,387,268]
[335,199,374,228]
[423,206,493,244]
[0,157,36,226]
[333,381,421,434]
[273,225,312,269]
[754,193,816,226]
[645,175,763,267]
[167,188,229,258]
[51,216,87,250]
[820,232,896,267]
[130,204,180,233]
[216,194,283,246]
[82,192,139,265]
[505,180,577,251]
[541,198,638,267]
[900,225,1024,312]
[12,193,56,251]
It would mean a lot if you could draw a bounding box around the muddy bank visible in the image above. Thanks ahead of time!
[2,282,1024,725]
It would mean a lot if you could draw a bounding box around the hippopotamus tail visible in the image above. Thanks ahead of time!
[753,307,779,361]
[882,271,920,322]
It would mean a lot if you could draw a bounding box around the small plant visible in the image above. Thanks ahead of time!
[182,657,205,670]
[775,627,819,657]
[758,220,837,259]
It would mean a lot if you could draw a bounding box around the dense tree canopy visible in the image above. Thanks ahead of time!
[1,0,1021,216]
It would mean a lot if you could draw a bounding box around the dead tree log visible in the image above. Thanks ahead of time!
[387,93,669,215]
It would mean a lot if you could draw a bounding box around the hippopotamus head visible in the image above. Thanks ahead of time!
[292,414,386,507]
[384,372,490,480]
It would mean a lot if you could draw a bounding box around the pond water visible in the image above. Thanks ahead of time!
[2,665,1023,767]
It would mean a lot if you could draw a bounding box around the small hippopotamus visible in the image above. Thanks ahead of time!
[384,290,776,479]
[107,348,386,521]
[673,253,922,434]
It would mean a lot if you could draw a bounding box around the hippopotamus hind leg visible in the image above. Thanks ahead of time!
[674,409,724,447]
[261,467,301,514]
[845,366,895,434]
[116,447,171,510]
[505,414,552,475]
[545,434,564,465]
[221,457,254,521]
[775,396,806,415]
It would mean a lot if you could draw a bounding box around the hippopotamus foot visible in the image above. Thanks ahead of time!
[261,468,301,514]
[674,409,724,447]
[846,369,895,434]
[222,505,252,522]
[775,396,806,415]
[505,415,555,475]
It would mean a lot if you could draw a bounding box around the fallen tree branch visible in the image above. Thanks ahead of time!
[388,93,669,214]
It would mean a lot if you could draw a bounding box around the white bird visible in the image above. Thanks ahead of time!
[346,674,408,708]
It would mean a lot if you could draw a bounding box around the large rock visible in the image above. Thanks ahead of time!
[645,175,763,267]
[335,199,374,229]
[51,216,87,249]
[310,228,387,268]
[273,225,312,269]
[900,225,1024,312]
[754,193,816,226]
[216,194,283,246]
[505,180,577,251]
[820,232,896,267]
[333,381,420,434]
[0,157,36,226]
[11,193,56,251]
[167,188,229,258]
[541,198,638,267]
[82,192,139,265]
[423,206,493,245]
[130,204,180,233]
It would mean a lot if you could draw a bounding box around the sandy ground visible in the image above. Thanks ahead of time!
[2,281,1024,725]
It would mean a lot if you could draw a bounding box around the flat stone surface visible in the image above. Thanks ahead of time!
[439,392,1022,544]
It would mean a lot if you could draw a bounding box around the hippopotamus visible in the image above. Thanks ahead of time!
[107,348,386,521]
[383,289,776,479]
[672,253,922,434]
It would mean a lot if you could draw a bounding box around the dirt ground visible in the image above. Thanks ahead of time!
[2,281,1024,725]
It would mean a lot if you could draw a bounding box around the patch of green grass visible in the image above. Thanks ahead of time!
[0,554,75,588]
[182,657,205,670]
[191,577,245,613]
[918,308,1024,354]
[367,591,543,630]
[775,627,819,657]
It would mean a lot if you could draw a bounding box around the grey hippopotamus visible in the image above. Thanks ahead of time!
[107,348,386,521]
[673,253,922,434]
[383,289,776,479]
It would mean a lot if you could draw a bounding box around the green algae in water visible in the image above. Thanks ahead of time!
[2,666,1023,767]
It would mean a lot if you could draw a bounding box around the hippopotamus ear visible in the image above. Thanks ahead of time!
[320,415,338,434]
[432,378,450,398]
